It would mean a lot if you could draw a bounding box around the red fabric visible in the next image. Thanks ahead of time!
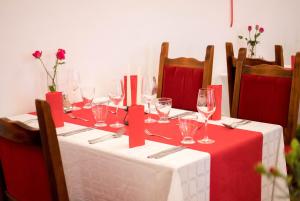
[46,91,64,127]
[46,102,262,201]
[238,74,291,127]
[162,66,203,111]
[0,138,52,201]
[208,85,222,120]
[128,105,145,148]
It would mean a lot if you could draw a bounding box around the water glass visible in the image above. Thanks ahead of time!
[155,98,172,123]
[80,86,95,109]
[92,100,108,127]
[178,113,198,144]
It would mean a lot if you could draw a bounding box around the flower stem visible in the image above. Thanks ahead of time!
[39,58,53,80]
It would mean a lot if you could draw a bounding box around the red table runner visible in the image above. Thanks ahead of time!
[47,103,263,201]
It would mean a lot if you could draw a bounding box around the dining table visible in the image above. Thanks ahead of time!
[9,103,289,201]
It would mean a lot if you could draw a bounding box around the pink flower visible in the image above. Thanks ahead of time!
[259,27,264,33]
[248,26,252,31]
[32,50,42,59]
[255,25,259,30]
[56,49,66,60]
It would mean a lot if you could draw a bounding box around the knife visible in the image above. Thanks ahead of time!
[147,146,186,159]
[57,127,94,137]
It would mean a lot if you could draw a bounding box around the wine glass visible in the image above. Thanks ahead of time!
[80,85,95,109]
[108,79,125,128]
[142,76,157,123]
[155,98,172,123]
[197,88,216,144]
[67,70,81,111]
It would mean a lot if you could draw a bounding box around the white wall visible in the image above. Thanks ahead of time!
[0,0,299,117]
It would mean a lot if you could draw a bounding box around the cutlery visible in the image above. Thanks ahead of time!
[58,127,94,137]
[147,146,186,159]
[88,127,125,144]
[222,119,251,129]
[68,113,89,122]
[168,111,195,120]
[144,129,172,140]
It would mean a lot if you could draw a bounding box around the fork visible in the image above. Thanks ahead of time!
[222,119,251,129]
[68,113,89,122]
[88,127,125,144]
[144,129,172,140]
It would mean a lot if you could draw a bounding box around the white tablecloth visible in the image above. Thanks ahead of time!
[9,110,288,201]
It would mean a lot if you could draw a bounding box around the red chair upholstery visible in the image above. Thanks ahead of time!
[0,100,69,201]
[232,49,300,144]
[226,42,284,116]
[0,138,52,201]
[157,42,214,111]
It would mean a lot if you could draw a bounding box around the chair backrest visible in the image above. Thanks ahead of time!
[0,100,69,201]
[157,42,214,111]
[232,49,300,144]
[226,42,284,116]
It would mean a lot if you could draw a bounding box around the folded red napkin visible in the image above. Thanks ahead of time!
[46,92,64,127]
[128,105,145,148]
[291,55,295,70]
[123,75,138,106]
[208,85,222,120]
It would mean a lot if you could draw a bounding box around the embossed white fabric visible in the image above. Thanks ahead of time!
[9,112,287,201]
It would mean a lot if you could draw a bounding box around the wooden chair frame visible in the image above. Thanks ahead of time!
[0,100,69,201]
[226,42,284,116]
[157,42,214,97]
[232,49,300,144]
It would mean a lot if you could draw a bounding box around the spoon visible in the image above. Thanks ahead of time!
[68,113,89,122]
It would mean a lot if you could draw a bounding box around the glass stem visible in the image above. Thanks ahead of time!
[115,105,119,123]
[204,118,208,139]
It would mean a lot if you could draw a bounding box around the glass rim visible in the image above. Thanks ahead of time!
[155,97,172,102]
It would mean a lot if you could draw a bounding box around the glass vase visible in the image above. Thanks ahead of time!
[248,45,256,58]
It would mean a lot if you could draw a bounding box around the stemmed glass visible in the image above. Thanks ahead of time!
[80,86,95,109]
[197,88,216,144]
[67,70,81,111]
[142,76,157,123]
[108,79,125,128]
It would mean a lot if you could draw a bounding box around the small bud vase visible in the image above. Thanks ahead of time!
[46,91,64,127]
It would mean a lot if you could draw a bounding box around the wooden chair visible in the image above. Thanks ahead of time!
[157,42,214,111]
[226,42,284,116]
[232,48,300,144]
[0,100,69,201]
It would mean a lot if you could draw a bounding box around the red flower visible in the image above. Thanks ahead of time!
[58,48,66,54]
[255,25,259,30]
[32,50,42,59]
[248,26,252,31]
[56,49,66,60]
[259,27,264,33]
